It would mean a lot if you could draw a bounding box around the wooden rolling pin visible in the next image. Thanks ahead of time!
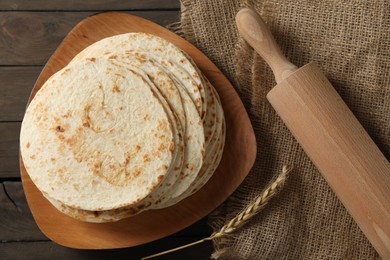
[236,8,390,258]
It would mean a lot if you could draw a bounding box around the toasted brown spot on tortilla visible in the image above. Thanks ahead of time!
[158,143,167,152]
[60,68,71,75]
[103,51,111,55]
[58,167,67,174]
[87,57,96,62]
[72,183,79,191]
[127,208,140,215]
[132,169,141,178]
[55,125,65,132]
[163,164,169,170]
[135,145,141,151]
[157,175,164,182]
[108,55,117,59]
[123,152,133,165]
[93,161,103,176]
[26,142,30,148]
[84,104,92,112]
[143,154,151,163]
[112,85,120,93]
[62,111,71,118]
[143,114,151,121]
[50,157,55,162]
[180,173,189,180]
[30,155,36,160]
[115,73,125,79]
[137,204,146,210]
[185,163,194,170]
[135,56,145,62]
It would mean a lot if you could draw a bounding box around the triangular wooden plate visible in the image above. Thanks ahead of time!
[20,12,256,249]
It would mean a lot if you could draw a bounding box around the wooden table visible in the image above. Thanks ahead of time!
[0,1,213,259]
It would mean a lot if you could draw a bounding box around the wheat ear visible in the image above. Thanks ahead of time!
[142,165,292,260]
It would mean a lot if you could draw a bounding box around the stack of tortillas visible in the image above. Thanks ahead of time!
[20,33,225,223]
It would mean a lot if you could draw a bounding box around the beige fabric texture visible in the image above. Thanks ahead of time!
[178,0,389,259]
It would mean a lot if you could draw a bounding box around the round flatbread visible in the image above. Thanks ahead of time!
[71,53,206,206]
[73,33,206,120]
[154,86,226,208]
[20,58,178,211]
[22,32,226,223]
[70,33,218,200]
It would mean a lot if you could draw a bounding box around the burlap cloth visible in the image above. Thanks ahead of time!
[176,0,389,259]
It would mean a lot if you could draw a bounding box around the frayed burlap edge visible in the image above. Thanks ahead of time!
[178,0,197,50]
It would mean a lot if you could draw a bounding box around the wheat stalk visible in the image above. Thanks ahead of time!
[142,165,292,260]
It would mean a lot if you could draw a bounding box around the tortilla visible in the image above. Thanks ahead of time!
[69,35,217,200]
[71,53,206,205]
[154,85,226,208]
[21,32,226,222]
[20,58,179,211]
[106,59,186,206]
[73,33,206,120]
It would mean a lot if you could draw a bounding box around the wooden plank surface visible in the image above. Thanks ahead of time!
[0,123,21,178]
[0,181,212,259]
[0,182,211,241]
[0,240,213,260]
[0,0,180,11]
[0,67,41,122]
[0,182,47,241]
[0,11,179,65]
[0,1,218,258]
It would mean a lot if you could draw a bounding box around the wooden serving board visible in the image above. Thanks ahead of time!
[20,12,256,249]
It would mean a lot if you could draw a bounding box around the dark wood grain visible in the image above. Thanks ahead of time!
[0,239,213,260]
[1,181,212,258]
[0,182,47,241]
[0,0,180,11]
[1,181,211,240]
[0,67,41,122]
[0,123,20,178]
[0,2,216,258]
[0,11,179,65]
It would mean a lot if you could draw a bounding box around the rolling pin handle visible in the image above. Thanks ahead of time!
[236,8,297,83]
